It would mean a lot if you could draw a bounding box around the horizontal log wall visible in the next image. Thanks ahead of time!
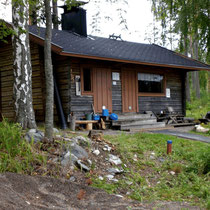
[0,40,14,120]
[0,39,45,122]
[138,71,184,114]
[70,58,93,119]
[53,56,71,124]
[30,42,45,122]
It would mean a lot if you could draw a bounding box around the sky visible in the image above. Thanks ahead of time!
[0,0,155,44]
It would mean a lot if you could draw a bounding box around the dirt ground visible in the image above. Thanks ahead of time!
[0,172,201,210]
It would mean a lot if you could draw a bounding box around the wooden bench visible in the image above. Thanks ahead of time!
[75,120,98,130]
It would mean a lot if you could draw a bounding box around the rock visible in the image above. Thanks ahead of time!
[115,195,123,198]
[76,160,90,172]
[108,154,122,165]
[63,137,72,142]
[98,176,104,181]
[125,181,133,185]
[195,125,209,133]
[66,143,89,160]
[53,128,59,133]
[105,174,118,182]
[61,152,78,167]
[55,135,61,138]
[170,171,175,175]
[25,129,44,143]
[107,168,124,175]
[29,129,36,133]
[106,174,114,180]
[72,136,91,147]
[93,149,100,156]
[69,176,76,182]
[133,154,138,162]
[158,157,165,162]
[87,159,92,165]
[103,144,112,152]
[150,155,155,160]
[150,152,156,160]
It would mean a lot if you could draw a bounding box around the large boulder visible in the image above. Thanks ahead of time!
[61,142,89,167]
[25,129,44,143]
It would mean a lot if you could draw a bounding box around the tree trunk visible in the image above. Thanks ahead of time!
[190,34,200,99]
[12,0,37,129]
[52,0,58,29]
[193,35,200,99]
[184,35,190,102]
[44,0,54,141]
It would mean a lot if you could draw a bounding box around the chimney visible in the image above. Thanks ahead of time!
[60,2,87,37]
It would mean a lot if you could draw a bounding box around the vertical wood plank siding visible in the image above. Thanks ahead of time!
[138,71,184,114]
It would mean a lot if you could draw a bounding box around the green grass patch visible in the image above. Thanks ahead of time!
[0,119,46,174]
[91,132,210,208]
[186,90,210,119]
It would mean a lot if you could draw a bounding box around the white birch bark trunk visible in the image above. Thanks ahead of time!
[44,0,54,141]
[12,0,37,129]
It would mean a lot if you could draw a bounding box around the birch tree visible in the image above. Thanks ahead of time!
[12,0,37,129]
[44,0,54,140]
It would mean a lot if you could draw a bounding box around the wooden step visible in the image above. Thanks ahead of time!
[120,122,166,131]
[112,119,157,126]
[117,113,156,121]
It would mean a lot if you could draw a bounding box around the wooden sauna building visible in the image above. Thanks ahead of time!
[0,5,209,126]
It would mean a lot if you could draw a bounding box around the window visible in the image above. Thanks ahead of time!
[81,68,93,94]
[138,73,164,94]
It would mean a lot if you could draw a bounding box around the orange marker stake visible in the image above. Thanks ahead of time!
[167,140,172,154]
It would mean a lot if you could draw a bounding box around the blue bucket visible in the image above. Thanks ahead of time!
[109,113,118,120]
[102,109,109,117]
[92,114,100,121]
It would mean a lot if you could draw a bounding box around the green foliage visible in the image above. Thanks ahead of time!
[0,119,46,174]
[0,20,15,42]
[91,132,210,208]
[151,0,210,63]
[186,89,210,119]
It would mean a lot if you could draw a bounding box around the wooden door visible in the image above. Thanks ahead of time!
[93,68,112,113]
[122,69,138,113]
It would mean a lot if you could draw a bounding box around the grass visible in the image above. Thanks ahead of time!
[90,132,210,208]
[186,90,210,119]
[0,119,46,174]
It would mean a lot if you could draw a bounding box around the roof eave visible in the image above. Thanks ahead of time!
[60,51,210,71]
[28,33,210,71]
[29,33,63,54]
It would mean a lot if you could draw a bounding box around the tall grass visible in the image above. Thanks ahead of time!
[186,89,210,119]
[0,119,46,174]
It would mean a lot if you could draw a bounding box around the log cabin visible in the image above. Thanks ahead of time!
[0,4,209,129]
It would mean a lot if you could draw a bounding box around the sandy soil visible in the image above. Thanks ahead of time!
[0,172,201,210]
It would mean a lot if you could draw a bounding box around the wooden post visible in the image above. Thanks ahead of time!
[70,115,76,131]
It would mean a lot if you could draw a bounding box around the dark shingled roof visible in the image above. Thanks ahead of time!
[29,25,210,70]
